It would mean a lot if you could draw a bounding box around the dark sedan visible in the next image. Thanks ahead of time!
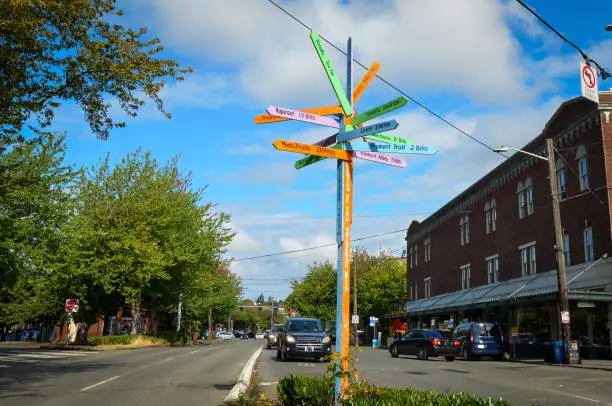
[389,328,459,361]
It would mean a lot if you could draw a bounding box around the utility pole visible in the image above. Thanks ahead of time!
[353,256,358,347]
[547,138,571,363]
[270,297,274,329]
[176,293,182,333]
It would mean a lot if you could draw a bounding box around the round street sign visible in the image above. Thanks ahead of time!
[65,299,79,313]
[582,64,596,89]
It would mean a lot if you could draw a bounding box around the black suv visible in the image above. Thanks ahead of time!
[276,317,331,361]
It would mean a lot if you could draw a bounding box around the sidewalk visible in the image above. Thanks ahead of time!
[517,357,612,372]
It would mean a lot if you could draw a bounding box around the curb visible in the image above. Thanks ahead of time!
[518,359,612,373]
[224,346,263,404]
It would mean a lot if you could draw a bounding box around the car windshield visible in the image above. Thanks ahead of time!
[427,330,444,338]
[475,323,500,337]
[288,320,323,332]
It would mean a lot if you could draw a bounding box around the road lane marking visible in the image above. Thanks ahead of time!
[189,350,199,354]
[0,357,37,363]
[571,394,600,403]
[80,375,120,392]
[15,353,62,359]
[0,364,10,368]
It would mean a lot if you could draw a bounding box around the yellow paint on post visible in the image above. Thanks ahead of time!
[273,140,352,161]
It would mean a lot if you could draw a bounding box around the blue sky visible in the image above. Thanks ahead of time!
[49,0,612,302]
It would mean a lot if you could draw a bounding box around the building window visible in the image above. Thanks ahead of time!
[424,277,431,298]
[519,242,536,275]
[408,245,418,269]
[556,158,567,200]
[409,283,413,301]
[563,234,571,266]
[460,214,470,245]
[460,264,471,290]
[584,226,594,261]
[414,283,418,300]
[486,254,499,284]
[517,178,534,218]
[424,236,431,262]
[485,198,497,234]
[576,146,589,192]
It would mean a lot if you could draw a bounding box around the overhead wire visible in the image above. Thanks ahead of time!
[514,0,611,79]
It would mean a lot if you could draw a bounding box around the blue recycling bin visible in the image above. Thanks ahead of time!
[551,341,564,364]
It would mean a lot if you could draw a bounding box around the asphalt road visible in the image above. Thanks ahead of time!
[0,340,263,406]
[256,346,612,406]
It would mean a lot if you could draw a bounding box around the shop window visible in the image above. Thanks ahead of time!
[486,254,499,284]
[519,242,536,275]
[576,146,589,192]
[460,264,471,290]
[563,234,570,266]
[556,158,567,200]
[424,236,431,262]
[485,198,497,234]
[424,277,431,298]
[584,227,594,261]
[460,213,470,245]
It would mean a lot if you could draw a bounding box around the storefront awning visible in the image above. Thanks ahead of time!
[404,259,612,315]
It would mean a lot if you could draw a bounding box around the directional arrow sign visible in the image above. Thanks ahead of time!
[267,106,340,128]
[352,96,408,126]
[274,140,352,161]
[337,119,398,142]
[310,31,353,116]
[354,151,406,168]
[254,105,342,124]
[353,62,380,104]
[344,141,437,155]
[365,133,413,145]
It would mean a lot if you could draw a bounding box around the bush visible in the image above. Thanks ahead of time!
[155,330,191,345]
[88,335,134,346]
[276,375,513,406]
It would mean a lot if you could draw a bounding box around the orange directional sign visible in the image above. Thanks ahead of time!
[273,140,352,161]
[353,62,380,104]
[254,105,342,124]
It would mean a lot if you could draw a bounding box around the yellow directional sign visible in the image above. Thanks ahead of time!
[254,105,342,124]
[273,140,352,161]
[353,62,380,104]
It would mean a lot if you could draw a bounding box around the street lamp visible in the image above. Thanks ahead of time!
[606,25,612,32]
[494,139,572,363]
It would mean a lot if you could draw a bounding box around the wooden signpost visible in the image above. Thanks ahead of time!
[256,30,437,404]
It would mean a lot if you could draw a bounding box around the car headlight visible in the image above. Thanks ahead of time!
[322,336,331,343]
[286,335,296,343]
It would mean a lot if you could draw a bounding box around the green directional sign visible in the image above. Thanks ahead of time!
[366,133,413,145]
[310,31,353,117]
[352,96,408,126]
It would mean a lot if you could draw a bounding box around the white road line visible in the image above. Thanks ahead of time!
[189,350,199,354]
[572,394,600,403]
[39,351,90,356]
[15,353,63,359]
[0,364,10,368]
[80,375,121,392]
[0,357,37,364]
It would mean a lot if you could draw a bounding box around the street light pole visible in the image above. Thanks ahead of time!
[546,138,572,363]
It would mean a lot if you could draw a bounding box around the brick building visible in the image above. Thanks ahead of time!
[401,93,612,360]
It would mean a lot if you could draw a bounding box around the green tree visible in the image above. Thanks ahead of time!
[0,133,78,325]
[1,0,192,140]
[284,261,337,324]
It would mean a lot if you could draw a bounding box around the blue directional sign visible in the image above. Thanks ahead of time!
[344,141,438,155]
[337,119,399,143]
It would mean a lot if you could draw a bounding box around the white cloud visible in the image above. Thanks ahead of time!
[137,0,548,105]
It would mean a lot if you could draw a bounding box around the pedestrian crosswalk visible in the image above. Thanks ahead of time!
[0,350,93,368]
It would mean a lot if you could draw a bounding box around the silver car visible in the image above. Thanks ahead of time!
[266,324,284,349]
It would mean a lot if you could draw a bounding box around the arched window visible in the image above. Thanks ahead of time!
[460,213,470,246]
[556,158,566,199]
[524,178,534,216]
[484,198,497,234]
[575,146,589,191]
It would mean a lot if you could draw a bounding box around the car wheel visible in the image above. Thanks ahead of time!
[495,354,504,361]
[463,348,471,361]
[267,343,271,350]
[445,356,455,362]
[390,344,399,358]
[276,348,281,360]
[417,347,428,361]
[281,345,288,362]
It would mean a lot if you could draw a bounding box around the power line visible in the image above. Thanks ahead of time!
[265,0,510,158]
[232,228,408,261]
[247,212,432,220]
[514,0,611,79]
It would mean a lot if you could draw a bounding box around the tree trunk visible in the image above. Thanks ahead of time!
[208,307,213,343]
[131,296,141,335]
[150,309,159,336]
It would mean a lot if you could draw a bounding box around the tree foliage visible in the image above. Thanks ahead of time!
[0,0,192,139]
[284,248,407,324]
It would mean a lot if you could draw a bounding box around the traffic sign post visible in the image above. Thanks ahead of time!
[258,30,438,404]
[65,299,79,313]
[580,61,599,103]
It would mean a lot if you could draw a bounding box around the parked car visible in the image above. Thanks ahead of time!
[389,329,457,361]
[215,331,234,340]
[265,324,284,349]
[255,332,265,340]
[239,333,249,340]
[277,317,332,361]
[448,322,504,361]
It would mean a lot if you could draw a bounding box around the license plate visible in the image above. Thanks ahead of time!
[477,344,485,349]
[306,346,313,352]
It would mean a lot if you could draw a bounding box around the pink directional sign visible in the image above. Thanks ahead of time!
[354,151,406,168]
[267,105,340,129]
